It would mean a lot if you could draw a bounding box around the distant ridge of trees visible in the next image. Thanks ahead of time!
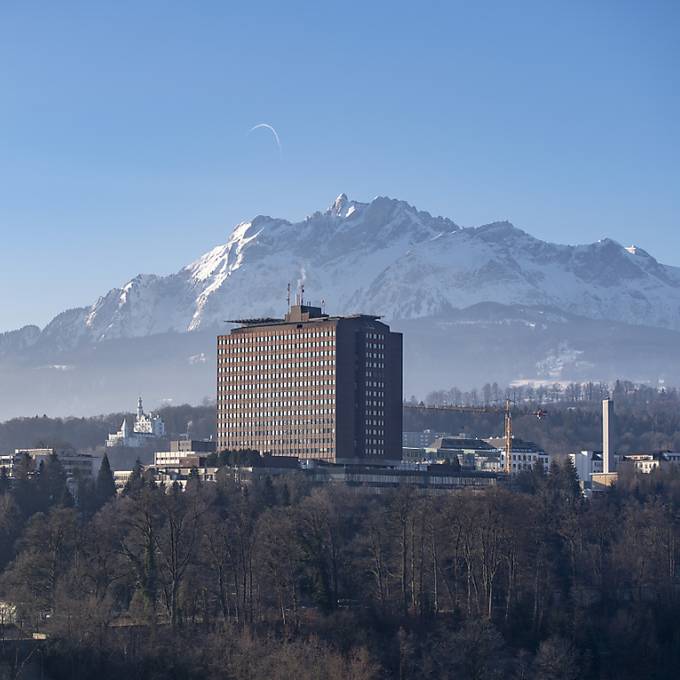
[0,403,217,453]
[415,379,675,409]
[2,380,679,457]
[405,380,680,456]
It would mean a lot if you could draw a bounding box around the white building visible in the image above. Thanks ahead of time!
[107,397,165,448]
[619,452,680,474]
[0,448,100,480]
[485,437,550,475]
[569,450,604,485]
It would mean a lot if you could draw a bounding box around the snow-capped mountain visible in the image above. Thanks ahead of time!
[2,193,680,418]
[14,193,680,353]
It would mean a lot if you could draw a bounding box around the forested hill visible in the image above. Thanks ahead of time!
[0,403,216,453]
[2,381,680,455]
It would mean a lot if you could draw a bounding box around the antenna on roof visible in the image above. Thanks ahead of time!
[301,284,305,306]
[287,282,291,310]
[321,298,326,313]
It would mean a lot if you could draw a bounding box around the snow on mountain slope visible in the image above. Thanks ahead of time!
[31,194,680,349]
[357,222,680,327]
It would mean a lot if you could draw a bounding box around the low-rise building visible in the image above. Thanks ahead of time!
[0,448,100,480]
[231,457,498,493]
[426,437,502,471]
[402,430,451,448]
[485,437,550,474]
[402,446,428,463]
[153,466,220,491]
[154,440,216,468]
[618,451,680,474]
[122,454,499,494]
[113,470,133,492]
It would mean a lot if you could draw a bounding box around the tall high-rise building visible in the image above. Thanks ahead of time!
[217,304,403,462]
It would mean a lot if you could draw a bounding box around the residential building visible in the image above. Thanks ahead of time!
[618,451,680,474]
[217,303,403,462]
[0,448,100,480]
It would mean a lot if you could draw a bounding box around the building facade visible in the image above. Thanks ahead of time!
[426,437,502,471]
[569,450,604,485]
[0,448,100,481]
[485,437,550,474]
[217,304,403,462]
[402,430,451,448]
[154,440,216,467]
[618,451,680,474]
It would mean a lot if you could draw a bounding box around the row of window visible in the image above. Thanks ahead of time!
[218,387,334,396]
[220,399,335,408]
[220,366,336,376]
[222,329,336,344]
[221,348,335,361]
[224,432,334,440]
[220,363,334,371]
[220,413,334,422]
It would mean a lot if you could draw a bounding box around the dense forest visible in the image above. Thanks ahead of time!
[2,455,680,679]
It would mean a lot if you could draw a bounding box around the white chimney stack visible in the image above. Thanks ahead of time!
[602,399,614,474]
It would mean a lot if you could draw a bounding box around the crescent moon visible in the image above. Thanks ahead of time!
[248,123,282,155]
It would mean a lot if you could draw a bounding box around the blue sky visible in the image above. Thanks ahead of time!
[0,0,678,332]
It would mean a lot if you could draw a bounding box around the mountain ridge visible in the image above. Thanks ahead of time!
[3,193,680,357]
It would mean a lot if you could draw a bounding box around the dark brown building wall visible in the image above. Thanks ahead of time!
[384,331,403,459]
[334,320,357,459]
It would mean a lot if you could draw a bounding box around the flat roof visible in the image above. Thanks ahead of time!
[222,313,384,330]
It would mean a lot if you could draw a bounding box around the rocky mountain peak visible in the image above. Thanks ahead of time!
[12,194,680,354]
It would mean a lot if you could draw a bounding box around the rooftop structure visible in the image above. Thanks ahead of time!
[154,440,216,468]
[402,430,451,448]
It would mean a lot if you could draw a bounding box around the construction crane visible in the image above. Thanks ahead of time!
[403,400,547,474]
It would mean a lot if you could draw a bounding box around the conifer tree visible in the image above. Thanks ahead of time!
[123,459,145,495]
[95,453,117,507]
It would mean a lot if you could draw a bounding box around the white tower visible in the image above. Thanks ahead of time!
[602,399,614,474]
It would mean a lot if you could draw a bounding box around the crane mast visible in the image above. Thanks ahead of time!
[503,399,512,475]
